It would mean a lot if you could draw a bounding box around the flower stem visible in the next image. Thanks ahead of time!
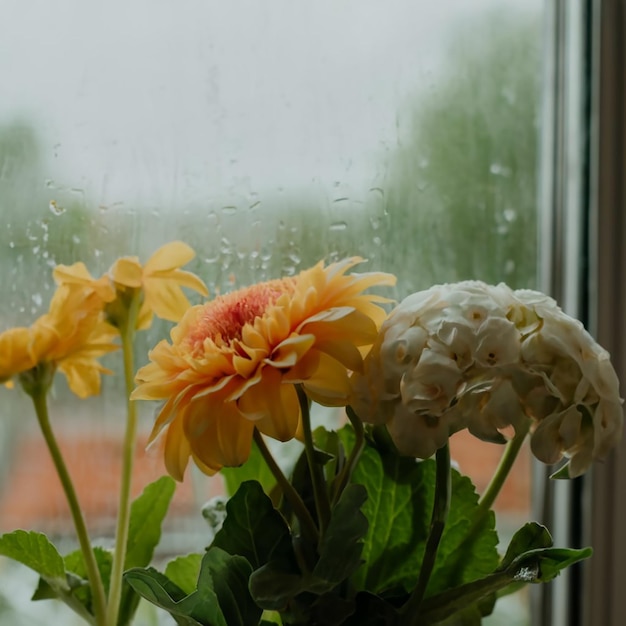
[253,429,319,542]
[31,385,107,626]
[332,406,365,505]
[401,443,451,624]
[477,418,531,515]
[106,296,140,626]
[296,384,332,538]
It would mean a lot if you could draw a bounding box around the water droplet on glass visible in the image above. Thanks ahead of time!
[49,200,66,216]
[72,235,81,244]
[32,293,42,307]
[503,208,517,222]
[373,236,382,246]
[489,163,511,177]
[329,221,347,232]
[9,241,14,248]
[505,259,516,274]
[221,206,237,215]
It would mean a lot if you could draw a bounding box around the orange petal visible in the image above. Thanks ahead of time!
[243,368,300,441]
[185,395,254,467]
[162,413,192,481]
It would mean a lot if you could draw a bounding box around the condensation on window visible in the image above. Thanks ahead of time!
[0,2,543,624]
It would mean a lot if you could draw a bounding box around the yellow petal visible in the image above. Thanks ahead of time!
[143,278,193,322]
[150,268,208,297]
[0,326,37,379]
[53,261,94,283]
[110,257,143,288]
[58,358,104,398]
[144,241,196,273]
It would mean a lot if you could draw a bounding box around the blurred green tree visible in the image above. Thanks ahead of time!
[379,12,542,295]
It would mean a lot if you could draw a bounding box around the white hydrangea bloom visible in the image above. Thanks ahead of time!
[350,280,623,477]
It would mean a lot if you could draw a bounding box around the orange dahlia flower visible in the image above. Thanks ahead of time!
[132,258,396,480]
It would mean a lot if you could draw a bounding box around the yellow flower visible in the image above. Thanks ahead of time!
[53,241,209,330]
[0,327,38,385]
[110,241,209,328]
[0,284,118,397]
[132,258,396,480]
[52,261,117,303]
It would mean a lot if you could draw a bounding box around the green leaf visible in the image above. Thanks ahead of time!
[125,475,177,569]
[117,475,176,624]
[60,546,113,613]
[250,485,368,619]
[0,531,105,622]
[124,567,207,626]
[418,545,592,624]
[221,440,277,498]
[312,427,347,495]
[550,463,572,479]
[201,547,260,626]
[126,548,261,626]
[336,428,432,594]
[313,484,368,584]
[498,522,553,571]
[507,546,592,583]
[0,530,68,592]
[165,553,204,595]
[427,471,499,595]
[344,592,399,626]
[338,428,499,596]
[211,480,291,570]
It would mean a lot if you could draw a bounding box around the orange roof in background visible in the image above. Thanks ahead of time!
[0,427,530,538]
[0,431,223,536]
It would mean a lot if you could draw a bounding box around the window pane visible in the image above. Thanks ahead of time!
[0,2,544,624]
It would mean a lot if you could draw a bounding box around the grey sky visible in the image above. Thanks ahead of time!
[1,0,537,209]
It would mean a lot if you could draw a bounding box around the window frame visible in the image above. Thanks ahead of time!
[583,0,626,624]
[535,1,626,624]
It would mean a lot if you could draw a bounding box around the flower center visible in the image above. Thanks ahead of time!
[188,278,296,348]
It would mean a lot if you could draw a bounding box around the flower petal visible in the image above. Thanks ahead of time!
[144,241,197,272]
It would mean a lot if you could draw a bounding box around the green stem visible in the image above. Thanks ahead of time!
[31,385,107,626]
[106,296,141,626]
[297,384,331,538]
[253,429,319,542]
[477,418,531,515]
[332,406,365,505]
[445,419,532,592]
[401,443,451,624]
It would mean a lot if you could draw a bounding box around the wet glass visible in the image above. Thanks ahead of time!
[0,2,543,624]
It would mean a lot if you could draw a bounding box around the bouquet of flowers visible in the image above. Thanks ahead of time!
[0,242,622,626]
